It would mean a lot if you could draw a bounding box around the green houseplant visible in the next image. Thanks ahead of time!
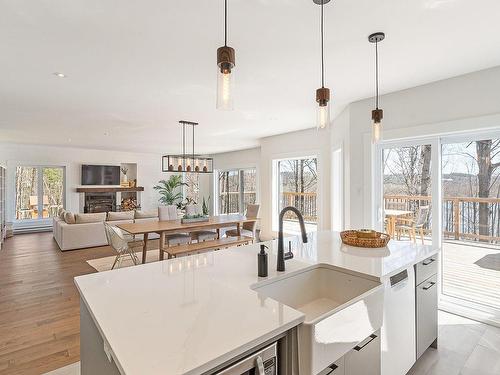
[153,175,187,206]
[202,196,210,216]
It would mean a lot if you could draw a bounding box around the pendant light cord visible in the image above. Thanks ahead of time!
[224,0,227,46]
[320,0,325,88]
[375,40,379,109]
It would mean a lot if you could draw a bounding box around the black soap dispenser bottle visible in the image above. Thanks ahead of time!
[258,244,269,277]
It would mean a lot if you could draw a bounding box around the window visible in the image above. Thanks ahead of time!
[184,173,200,204]
[275,157,318,234]
[15,166,65,221]
[217,168,257,214]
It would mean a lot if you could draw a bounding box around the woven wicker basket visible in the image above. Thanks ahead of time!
[340,230,390,248]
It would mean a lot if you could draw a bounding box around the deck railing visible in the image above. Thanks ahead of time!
[219,191,318,223]
[384,194,500,243]
[280,192,317,223]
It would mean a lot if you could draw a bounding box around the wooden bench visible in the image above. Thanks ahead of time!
[163,236,253,258]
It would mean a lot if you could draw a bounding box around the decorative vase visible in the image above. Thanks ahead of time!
[123,174,128,183]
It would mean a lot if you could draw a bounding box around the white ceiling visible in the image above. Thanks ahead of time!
[1,0,500,154]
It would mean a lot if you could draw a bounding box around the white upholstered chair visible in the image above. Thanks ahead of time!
[225,204,260,241]
[158,205,192,246]
[186,204,218,242]
[104,222,143,269]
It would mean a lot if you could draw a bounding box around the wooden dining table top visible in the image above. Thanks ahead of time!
[385,209,413,217]
[117,214,257,235]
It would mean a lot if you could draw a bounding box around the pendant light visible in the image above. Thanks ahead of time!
[314,0,331,130]
[216,0,235,110]
[369,32,385,143]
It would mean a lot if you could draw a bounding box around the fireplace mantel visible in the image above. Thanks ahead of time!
[76,187,144,193]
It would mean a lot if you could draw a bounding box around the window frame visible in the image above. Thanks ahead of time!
[214,167,258,215]
[12,164,67,229]
[272,154,319,232]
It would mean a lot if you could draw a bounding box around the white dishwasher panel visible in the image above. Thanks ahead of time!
[381,268,416,375]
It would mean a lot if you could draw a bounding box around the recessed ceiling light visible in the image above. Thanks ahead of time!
[53,72,66,78]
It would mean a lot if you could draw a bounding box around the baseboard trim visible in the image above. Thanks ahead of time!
[14,226,52,234]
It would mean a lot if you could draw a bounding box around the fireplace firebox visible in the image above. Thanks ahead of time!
[84,193,116,213]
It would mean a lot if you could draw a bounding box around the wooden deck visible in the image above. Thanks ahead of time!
[442,240,500,310]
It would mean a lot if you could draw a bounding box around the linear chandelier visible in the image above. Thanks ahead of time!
[162,121,213,173]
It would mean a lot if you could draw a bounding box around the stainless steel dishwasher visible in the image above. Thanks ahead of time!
[415,255,438,359]
[215,342,278,374]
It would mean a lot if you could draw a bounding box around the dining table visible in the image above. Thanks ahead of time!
[117,214,257,264]
[385,209,414,238]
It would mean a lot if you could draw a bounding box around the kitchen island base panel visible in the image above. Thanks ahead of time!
[80,300,121,375]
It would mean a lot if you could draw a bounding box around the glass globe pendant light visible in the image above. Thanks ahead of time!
[315,0,331,130]
[369,32,385,143]
[216,0,235,110]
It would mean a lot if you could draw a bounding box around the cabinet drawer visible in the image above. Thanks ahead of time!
[317,357,345,375]
[416,274,438,359]
[345,332,381,375]
[415,255,437,286]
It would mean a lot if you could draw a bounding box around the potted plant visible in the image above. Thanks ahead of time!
[153,175,187,206]
[202,196,210,216]
[181,213,209,224]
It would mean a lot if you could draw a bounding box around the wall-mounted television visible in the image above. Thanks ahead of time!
[81,165,120,185]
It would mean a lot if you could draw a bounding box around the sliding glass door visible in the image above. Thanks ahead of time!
[15,166,65,222]
[376,133,500,322]
[441,138,500,312]
[381,144,433,244]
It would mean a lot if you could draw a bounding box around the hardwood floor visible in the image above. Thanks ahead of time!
[0,232,157,375]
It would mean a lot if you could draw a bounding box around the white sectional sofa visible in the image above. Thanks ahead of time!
[53,210,159,251]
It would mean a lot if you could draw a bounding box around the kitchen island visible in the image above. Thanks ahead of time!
[75,231,438,375]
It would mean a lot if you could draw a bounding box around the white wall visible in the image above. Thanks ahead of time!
[346,65,500,228]
[0,143,183,224]
[260,129,331,238]
[212,130,332,240]
[211,65,500,235]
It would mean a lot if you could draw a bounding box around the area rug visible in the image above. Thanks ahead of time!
[87,249,161,272]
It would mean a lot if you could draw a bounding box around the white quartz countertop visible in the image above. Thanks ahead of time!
[75,231,438,375]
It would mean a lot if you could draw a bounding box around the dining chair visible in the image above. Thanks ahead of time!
[104,222,142,269]
[395,205,430,244]
[158,205,192,246]
[226,204,260,242]
[186,204,218,242]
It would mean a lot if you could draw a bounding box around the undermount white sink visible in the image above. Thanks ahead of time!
[252,264,384,375]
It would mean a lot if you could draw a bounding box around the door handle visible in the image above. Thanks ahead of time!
[255,356,265,375]
[422,258,435,266]
[354,334,377,351]
[423,281,436,290]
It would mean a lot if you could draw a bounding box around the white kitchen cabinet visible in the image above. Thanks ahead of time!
[317,357,345,375]
[415,257,438,359]
[345,332,381,375]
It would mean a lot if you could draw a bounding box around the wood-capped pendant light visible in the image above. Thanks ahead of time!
[314,0,331,130]
[216,0,235,110]
[369,32,385,143]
